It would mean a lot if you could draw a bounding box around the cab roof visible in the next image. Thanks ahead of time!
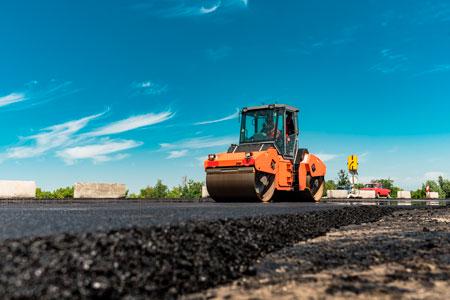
[242,104,299,113]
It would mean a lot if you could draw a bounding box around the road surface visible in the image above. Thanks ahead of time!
[0,200,342,240]
[0,200,446,299]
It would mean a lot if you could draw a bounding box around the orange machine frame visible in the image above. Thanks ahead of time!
[204,147,326,192]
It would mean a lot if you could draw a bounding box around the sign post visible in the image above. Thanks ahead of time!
[347,155,359,192]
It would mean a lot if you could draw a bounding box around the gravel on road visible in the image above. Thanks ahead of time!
[192,207,450,299]
[0,206,395,299]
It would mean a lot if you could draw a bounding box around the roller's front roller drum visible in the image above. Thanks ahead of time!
[206,167,275,202]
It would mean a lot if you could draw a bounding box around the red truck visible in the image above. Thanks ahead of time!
[361,182,391,198]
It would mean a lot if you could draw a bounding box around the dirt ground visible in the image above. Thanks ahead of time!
[187,207,450,300]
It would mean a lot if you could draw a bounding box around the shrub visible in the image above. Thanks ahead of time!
[35,186,74,199]
[181,179,203,199]
[134,178,203,200]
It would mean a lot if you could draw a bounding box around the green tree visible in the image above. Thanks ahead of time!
[411,188,426,199]
[134,178,203,200]
[167,186,183,198]
[52,186,74,199]
[354,183,364,189]
[375,179,394,190]
[337,170,350,187]
[152,179,168,198]
[139,186,153,198]
[438,176,450,199]
[424,180,445,199]
[36,188,53,199]
[181,179,203,199]
[412,180,445,199]
[138,179,168,199]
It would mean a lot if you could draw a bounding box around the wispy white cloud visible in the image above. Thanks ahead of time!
[0,93,26,108]
[316,153,339,162]
[131,80,168,96]
[133,0,248,18]
[285,26,359,56]
[194,109,239,125]
[0,80,78,111]
[161,136,236,162]
[57,139,142,164]
[357,151,370,163]
[359,152,369,157]
[423,171,447,181]
[387,146,399,153]
[380,3,450,28]
[380,49,407,61]
[200,3,220,14]
[5,113,103,159]
[166,149,188,159]
[413,2,450,24]
[160,135,236,150]
[369,49,408,74]
[2,109,172,164]
[415,64,450,76]
[86,111,174,137]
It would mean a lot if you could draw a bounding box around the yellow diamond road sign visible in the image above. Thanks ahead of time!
[348,155,358,172]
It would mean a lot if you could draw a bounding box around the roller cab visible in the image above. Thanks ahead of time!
[204,104,326,202]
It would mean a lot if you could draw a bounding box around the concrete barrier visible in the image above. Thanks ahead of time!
[426,192,439,199]
[327,190,349,199]
[0,180,36,199]
[348,190,376,199]
[74,183,127,199]
[397,191,412,199]
[358,190,376,199]
[201,185,209,198]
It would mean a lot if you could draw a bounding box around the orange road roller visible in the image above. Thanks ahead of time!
[204,104,326,202]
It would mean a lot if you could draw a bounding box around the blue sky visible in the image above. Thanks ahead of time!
[1,0,450,191]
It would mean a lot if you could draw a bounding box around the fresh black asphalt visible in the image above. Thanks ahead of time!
[0,200,342,240]
[0,205,397,299]
[0,200,443,299]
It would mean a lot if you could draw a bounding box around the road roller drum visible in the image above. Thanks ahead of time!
[206,167,275,202]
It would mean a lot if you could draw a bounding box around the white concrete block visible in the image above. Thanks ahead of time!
[0,180,36,199]
[397,191,412,199]
[201,185,209,198]
[74,183,127,199]
[327,190,349,199]
[358,190,376,199]
[426,192,439,199]
[348,190,376,199]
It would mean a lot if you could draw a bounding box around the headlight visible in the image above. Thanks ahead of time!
[208,154,216,161]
